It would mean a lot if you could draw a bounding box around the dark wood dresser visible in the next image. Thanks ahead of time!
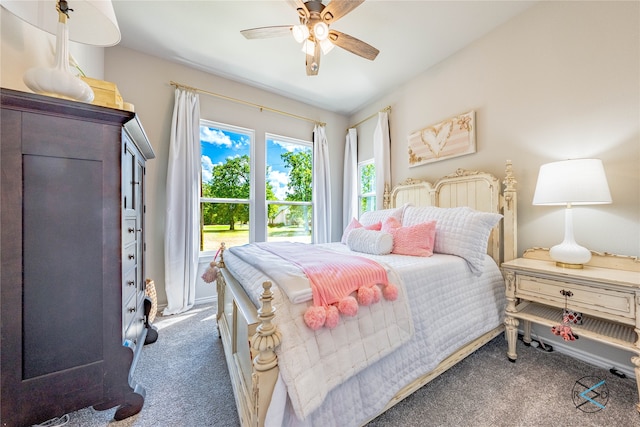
[1,88,155,426]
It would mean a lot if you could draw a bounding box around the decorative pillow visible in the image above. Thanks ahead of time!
[402,206,502,273]
[381,217,436,257]
[346,228,393,255]
[359,205,405,228]
[340,217,382,244]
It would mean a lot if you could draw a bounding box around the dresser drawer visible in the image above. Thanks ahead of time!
[122,240,137,273]
[123,218,137,246]
[123,292,140,339]
[123,268,137,306]
[515,275,635,321]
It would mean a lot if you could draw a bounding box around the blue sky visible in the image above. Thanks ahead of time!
[200,125,310,201]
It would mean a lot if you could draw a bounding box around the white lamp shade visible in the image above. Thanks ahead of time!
[0,0,120,46]
[532,159,612,206]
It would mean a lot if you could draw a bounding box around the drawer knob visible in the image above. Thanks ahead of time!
[128,307,136,313]
[560,290,573,298]
[127,280,134,287]
[128,254,135,260]
[128,227,135,233]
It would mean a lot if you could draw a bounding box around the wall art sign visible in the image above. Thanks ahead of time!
[408,110,476,167]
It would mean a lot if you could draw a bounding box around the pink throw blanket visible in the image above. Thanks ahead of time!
[256,242,398,329]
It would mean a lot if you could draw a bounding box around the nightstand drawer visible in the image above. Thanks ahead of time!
[516,275,634,321]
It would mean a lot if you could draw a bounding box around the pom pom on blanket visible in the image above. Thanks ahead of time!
[325,305,340,329]
[304,306,327,330]
[338,296,359,316]
[382,283,399,301]
[304,284,399,329]
[357,285,375,306]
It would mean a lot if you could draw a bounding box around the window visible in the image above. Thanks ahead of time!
[266,134,313,243]
[358,160,376,215]
[200,120,253,252]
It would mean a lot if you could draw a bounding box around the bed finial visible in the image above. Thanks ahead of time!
[252,281,282,371]
[217,242,226,268]
[383,182,391,209]
[502,160,518,262]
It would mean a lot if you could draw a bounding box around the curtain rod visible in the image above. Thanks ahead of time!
[347,106,392,131]
[169,81,326,127]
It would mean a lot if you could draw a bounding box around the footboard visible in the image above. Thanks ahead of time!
[216,246,281,427]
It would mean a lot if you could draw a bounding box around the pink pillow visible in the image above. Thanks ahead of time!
[382,217,436,257]
[341,218,382,243]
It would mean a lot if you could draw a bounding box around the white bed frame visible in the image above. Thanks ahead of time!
[216,161,518,426]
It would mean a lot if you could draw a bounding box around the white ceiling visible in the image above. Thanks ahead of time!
[112,1,535,115]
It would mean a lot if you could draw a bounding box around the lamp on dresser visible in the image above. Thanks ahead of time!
[532,158,612,268]
[0,0,120,102]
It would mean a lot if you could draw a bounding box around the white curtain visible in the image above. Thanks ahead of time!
[343,128,358,225]
[312,124,332,243]
[373,111,391,210]
[163,88,201,316]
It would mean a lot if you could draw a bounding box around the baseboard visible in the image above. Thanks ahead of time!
[195,296,216,306]
[522,327,636,379]
[550,340,635,379]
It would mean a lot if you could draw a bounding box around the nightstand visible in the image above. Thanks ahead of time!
[502,248,640,411]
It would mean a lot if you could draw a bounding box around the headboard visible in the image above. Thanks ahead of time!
[386,161,517,264]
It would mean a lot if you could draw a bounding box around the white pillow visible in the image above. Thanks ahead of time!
[359,205,405,227]
[402,206,502,274]
[346,228,393,255]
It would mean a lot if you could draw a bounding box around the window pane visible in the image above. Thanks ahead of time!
[201,125,251,197]
[201,122,252,251]
[266,134,312,242]
[358,161,376,215]
[360,196,376,215]
[267,136,312,203]
[267,203,312,243]
[201,202,250,251]
[360,162,376,194]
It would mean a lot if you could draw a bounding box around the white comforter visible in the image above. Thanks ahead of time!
[225,243,505,427]
[224,243,414,420]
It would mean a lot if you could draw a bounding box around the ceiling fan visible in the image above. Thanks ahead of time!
[240,0,379,76]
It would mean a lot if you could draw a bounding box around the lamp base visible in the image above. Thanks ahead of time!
[549,242,592,269]
[24,67,94,103]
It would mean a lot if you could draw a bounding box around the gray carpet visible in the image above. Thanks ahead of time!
[59,303,639,427]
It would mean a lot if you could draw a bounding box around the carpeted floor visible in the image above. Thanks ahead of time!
[58,303,639,427]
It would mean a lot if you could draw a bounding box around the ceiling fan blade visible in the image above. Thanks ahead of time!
[287,0,309,20]
[328,30,379,60]
[321,0,365,24]
[241,25,292,39]
[306,41,321,76]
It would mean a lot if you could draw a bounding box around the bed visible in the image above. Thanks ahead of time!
[215,161,518,426]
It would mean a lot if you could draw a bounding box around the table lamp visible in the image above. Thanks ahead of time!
[533,158,612,268]
[0,0,120,102]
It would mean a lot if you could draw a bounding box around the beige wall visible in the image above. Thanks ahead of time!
[351,1,640,259]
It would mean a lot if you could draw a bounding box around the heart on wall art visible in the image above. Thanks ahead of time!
[408,111,476,167]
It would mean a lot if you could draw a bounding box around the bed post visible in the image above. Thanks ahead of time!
[251,281,282,427]
[215,243,226,339]
[502,160,518,263]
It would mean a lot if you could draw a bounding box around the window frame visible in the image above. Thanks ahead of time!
[358,159,376,216]
[265,132,313,243]
[199,119,255,255]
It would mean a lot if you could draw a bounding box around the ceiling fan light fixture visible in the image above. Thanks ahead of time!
[292,24,309,43]
[301,39,316,55]
[313,22,329,41]
[320,38,334,54]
